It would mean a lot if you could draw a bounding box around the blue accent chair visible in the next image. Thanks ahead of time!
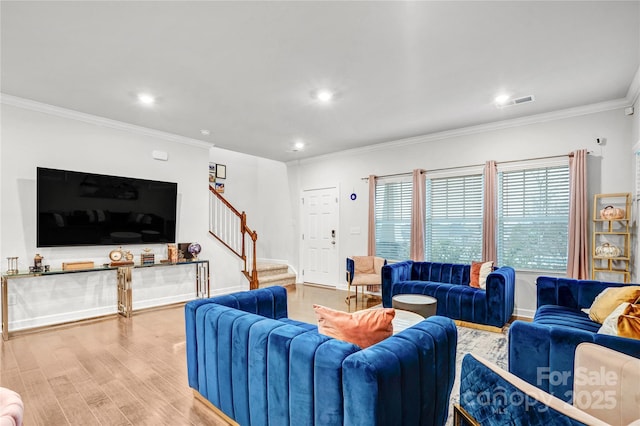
[382,261,515,328]
[509,276,640,402]
[185,286,458,426]
[457,352,612,426]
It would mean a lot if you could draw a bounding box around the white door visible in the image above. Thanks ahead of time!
[302,187,339,285]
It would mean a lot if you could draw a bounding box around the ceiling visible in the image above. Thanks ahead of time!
[2,1,639,162]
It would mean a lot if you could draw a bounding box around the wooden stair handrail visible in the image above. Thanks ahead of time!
[209,186,259,289]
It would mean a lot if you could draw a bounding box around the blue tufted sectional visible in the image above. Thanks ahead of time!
[185,286,458,426]
[508,276,640,402]
[381,261,516,328]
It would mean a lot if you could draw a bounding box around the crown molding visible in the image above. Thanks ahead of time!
[288,98,630,167]
[0,94,214,149]
[626,65,640,106]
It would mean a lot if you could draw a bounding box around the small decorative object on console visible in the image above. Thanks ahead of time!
[595,242,622,258]
[188,243,201,260]
[109,248,123,262]
[140,248,155,265]
[600,205,626,220]
[6,257,18,275]
[62,261,96,271]
[108,247,134,267]
[30,253,44,273]
[167,244,178,263]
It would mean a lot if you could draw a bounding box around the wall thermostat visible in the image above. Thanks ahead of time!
[350,193,357,201]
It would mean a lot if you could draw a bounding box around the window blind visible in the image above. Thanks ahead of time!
[375,179,412,261]
[498,166,569,271]
[426,174,483,263]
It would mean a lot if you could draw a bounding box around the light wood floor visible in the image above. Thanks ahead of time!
[0,284,374,425]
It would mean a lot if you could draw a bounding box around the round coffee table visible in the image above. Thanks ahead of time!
[392,294,437,318]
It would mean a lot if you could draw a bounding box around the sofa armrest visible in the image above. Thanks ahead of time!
[536,276,628,309]
[346,257,354,284]
[485,266,516,328]
[184,286,289,393]
[343,316,457,426]
[508,320,640,402]
[381,261,414,307]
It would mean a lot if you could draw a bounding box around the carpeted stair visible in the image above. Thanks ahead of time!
[257,262,297,288]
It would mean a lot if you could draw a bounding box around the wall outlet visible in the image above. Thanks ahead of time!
[7,294,16,306]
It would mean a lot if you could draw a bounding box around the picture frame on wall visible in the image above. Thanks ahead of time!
[209,162,216,173]
[215,182,225,193]
[216,164,226,179]
[209,173,216,183]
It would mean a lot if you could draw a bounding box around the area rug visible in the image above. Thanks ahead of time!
[446,324,509,425]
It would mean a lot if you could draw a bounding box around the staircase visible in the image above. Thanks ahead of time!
[209,186,296,290]
[256,263,297,288]
[209,186,258,289]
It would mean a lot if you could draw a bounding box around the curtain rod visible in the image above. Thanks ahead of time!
[361,150,592,180]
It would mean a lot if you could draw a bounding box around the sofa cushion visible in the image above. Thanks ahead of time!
[352,273,381,285]
[534,305,601,333]
[353,256,375,274]
[588,286,640,323]
[313,304,395,348]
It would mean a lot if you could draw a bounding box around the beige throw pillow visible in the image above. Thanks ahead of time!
[478,261,494,290]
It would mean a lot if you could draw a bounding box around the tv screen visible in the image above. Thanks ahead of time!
[37,167,177,247]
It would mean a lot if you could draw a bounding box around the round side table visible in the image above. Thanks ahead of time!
[392,294,437,318]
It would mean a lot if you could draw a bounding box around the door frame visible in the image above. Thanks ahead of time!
[299,185,340,287]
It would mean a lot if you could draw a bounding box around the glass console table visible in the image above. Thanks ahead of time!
[1,260,209,341]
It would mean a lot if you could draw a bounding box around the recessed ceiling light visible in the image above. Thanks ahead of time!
[200,129,211,136]
[314,90,334,103]
[294,141,305,150]
[494,94,510,105]
[137,93,156,105]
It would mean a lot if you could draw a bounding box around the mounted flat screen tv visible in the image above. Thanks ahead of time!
[37,167,177,247]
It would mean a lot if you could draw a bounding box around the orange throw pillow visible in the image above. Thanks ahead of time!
[618,304,640,340]
[470,261,482,288]
[313,305,395,348]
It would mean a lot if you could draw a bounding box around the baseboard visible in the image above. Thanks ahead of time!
[513,307,535,320]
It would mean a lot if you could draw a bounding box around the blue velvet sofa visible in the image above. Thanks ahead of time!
[509,276,640,402]
[381,261,516,328]
[185,286,458,426]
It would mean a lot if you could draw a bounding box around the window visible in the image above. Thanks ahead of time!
[497,164,569,271]
[375,178,412,261]
[425,174,483,263]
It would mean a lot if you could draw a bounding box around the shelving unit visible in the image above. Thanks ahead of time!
[591,193,632,283]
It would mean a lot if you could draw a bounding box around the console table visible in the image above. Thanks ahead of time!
[1,260,209,341]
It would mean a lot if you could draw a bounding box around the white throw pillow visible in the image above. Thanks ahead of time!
[597,302,630,336]
[479,261,493,290]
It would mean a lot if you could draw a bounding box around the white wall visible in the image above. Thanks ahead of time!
[0,102,270,331]
[288,107,634,318]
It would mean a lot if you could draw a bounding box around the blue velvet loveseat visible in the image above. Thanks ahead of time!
[509,276,640,402]
[382,261,516,328]
[185,286,458,426]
